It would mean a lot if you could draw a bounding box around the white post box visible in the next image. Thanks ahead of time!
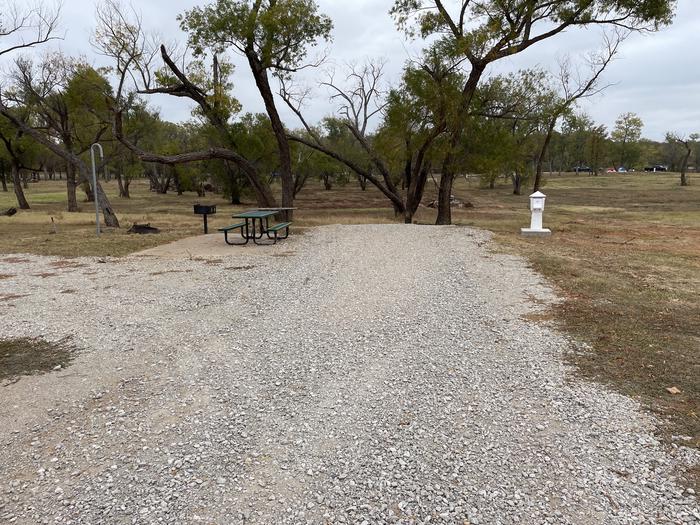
[521,191,551,236]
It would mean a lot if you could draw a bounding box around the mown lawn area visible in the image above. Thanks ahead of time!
[450,172,699,470]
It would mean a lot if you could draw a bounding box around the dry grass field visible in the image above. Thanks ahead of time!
[1,172,699,476]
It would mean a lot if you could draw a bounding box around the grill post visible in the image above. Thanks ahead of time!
[193,204,217,234]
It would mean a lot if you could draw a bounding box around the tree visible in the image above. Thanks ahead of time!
[532,31,623,191]
[0,57,120,227]
[611,112,644,169]
[0,1,61,58]
[0,109,40,209]
[179,0,332,214]
[97,0,332,216]
[587,123,609,176]
[666,132,698,186]
[390,0,675,224]
[285,53,460,223]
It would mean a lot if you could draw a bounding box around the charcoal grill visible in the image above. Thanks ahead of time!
[193,204,217,234]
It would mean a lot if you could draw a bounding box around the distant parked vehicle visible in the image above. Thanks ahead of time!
[617,167,627,173]
[572,166,592,173]
[606,167,616,173]
[644,165,668,172]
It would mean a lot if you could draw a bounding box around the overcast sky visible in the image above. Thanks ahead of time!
[22,0,700,140]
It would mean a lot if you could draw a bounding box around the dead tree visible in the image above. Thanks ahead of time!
[667,133,698,187]
[533,31,624,192]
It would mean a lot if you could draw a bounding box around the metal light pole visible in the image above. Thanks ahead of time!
[90,143,104,236]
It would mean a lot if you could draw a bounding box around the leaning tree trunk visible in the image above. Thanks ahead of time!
[115,171,129,198]
[436,170,455,225]
[88,171,119,228]
[247,53,294,218]
[680,149,691,186]
[512,173,523,195]
[83,181,95,202]
[226,163,241,204]
[533,120,557,192]
[66,164,79,212]
[405,163,430,224]
[11,161,29,209]
[172,166,183,196]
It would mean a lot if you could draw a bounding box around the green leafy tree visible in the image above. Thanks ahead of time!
[179,0,332,213]
[285,54,460,223]
[0,54,120,226]
[390,0,675,223]
[0,109,40,209]
[97,0,331,215]
[611,112,644,169]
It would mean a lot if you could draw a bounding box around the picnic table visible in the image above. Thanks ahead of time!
[218,209,293,245]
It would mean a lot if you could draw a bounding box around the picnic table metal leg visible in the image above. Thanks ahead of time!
[265,215,276,239]
[223,228,249,245]
[253,218,264,245]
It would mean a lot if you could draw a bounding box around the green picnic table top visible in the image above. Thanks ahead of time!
[233,210,279,219]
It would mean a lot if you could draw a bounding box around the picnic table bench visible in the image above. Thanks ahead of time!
[219,209,293,245]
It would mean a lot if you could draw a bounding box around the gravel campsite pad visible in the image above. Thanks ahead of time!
[0,224,698,524]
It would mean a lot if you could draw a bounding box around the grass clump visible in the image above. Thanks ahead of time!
[0,337,76,382]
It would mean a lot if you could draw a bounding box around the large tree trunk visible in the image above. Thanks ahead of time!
[89,171,119,228]
[226,162,241,204]
[533,119,557,192]
[436,170,455,225]
[512,173,523,195]
[11,161,29,209]
[436,63,487,226]
[173,166,183,196]
[83,181,95,202]
[0,164,7,192]
[680,149,691,186]
[115,170,127,198]
[66,164,79,212]
[247,53,294,218]
[405,163,430,224]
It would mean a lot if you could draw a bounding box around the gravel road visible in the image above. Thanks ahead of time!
[0,224,698,524]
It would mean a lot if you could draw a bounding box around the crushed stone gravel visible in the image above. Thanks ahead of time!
[0,224,698,524]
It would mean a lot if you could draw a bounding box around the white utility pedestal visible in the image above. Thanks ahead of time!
[521,191,551,237]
